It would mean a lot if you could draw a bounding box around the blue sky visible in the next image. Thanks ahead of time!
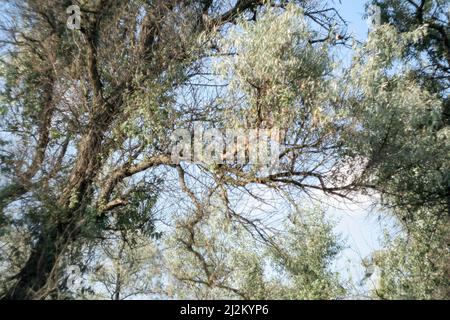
[338,0,370,41]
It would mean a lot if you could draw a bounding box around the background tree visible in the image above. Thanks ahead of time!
[345,0,449,298]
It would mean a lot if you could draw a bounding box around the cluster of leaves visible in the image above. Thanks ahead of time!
[215,4,332,129]
[375,209,449,299]
[165,204,345,300]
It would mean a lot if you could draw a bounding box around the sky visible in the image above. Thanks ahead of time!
[339,0,371,41]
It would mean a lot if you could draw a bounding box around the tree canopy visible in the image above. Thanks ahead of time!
[0,0,448,300]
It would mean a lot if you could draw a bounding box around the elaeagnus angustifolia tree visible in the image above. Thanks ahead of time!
[0,0,352,299]
[343,0,449,298]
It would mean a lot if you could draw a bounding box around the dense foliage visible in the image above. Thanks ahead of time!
[0,0,448,300]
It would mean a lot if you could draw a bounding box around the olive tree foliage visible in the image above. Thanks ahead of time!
[0,0,354,299]
[343,0,449,299]
[164,202,345,300]
[344,23,448,217]
[367,0,449,105]
[360,0,449,219]
[266,208,345,299]
[214,4,332,130]
[375,209,449,299]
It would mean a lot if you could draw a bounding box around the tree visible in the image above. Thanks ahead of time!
[345,1,449,298]
[0,0,352,299]
[267,208,345,300]
[363,0,449,216]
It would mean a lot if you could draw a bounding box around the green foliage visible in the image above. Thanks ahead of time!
[344,23,448,216]
[346,8,449,299]
[267,209,345,299]
[215,4,334,130]
[376,211,449,299]
[0,0,448,300]
[113,187,160,238]
[165,205,345,300]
